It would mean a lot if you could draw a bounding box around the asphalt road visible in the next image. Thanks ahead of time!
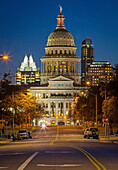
[0,126,118,170]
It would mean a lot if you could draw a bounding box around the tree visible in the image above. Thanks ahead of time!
[102,96,118,125]
[2,91,42,127]
[73,95,90,123]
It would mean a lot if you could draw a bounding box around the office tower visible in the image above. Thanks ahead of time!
[15,54,40,86]
[81,38,94,84]
[87,61,113,86]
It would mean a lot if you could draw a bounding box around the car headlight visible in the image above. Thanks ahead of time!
[42,124,46,128]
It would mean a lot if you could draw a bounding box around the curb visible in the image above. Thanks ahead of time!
[0,141,10,144]
[100,140,113,143]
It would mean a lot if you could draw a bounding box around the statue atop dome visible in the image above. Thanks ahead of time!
[59,5,62,13]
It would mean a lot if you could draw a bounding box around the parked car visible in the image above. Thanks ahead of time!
[84,128,99,139]
[17,130,29,139]
[28,132,32,139]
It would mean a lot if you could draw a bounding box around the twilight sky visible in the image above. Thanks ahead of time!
[0,0,118,80]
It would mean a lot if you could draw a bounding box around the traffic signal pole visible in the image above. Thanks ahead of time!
[96,94,97,127]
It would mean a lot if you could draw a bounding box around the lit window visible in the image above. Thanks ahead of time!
[54,84,56,86]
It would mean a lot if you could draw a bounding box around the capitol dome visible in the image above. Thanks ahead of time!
[40,7,81,86]
[46,10,76,48]
[46,29,75,47]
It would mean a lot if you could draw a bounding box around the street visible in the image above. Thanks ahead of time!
[0,126,118,170]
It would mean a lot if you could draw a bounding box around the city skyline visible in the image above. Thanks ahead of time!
[0,0,118,79]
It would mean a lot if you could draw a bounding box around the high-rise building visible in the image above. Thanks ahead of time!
[87,61,113,86]
[15,54,40,86]
[81,38,94,84]
[30,7,87,126]
[113,64,118,80]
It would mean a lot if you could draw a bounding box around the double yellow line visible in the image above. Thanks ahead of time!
[70,146,107,170]
[49,125,59,145]
[49,126,106,170]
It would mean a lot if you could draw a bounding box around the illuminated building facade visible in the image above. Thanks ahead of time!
[81,38,94,84]
[30,8,86,126]
[15,54,40,86]
[87,61,113,86]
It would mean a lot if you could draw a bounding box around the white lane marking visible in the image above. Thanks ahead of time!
[37,164,82,167]
[45,151,74,153]
[0,153,25,156]
[17,152,39,170]
[0,167,8,169]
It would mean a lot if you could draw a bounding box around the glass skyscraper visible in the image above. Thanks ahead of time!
[81,38,94,84]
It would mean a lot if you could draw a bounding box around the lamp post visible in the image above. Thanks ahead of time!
[95,93,97,127]
[89,93,97,127]
[87,92,98,127]
[81,91,98,127]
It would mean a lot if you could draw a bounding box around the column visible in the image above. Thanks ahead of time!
[56,102,58,116]
[77,61,78,74]
[41,62,43,73]
[55,102,58,125]
[68,61,70,75]
[71,102,73,115]
[45,61,47,75]
[48,101,51,117]
[42,62,44,73]
[78,62,80,75]
[63,102,66,115]
[51,61,53,75]
[63,102,66,125]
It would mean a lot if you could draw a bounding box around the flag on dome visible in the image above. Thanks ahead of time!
[61,62,65,65]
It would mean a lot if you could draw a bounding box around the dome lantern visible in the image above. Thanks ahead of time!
[56,6,65,30]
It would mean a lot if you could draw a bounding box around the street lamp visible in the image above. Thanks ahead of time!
[0,54,9,60]
[86,81,91,86]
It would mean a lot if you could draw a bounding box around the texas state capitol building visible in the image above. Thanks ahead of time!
[30,8,87,126]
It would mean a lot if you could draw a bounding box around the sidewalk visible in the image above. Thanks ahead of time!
[99,135,118,143]
[0,138,11,144]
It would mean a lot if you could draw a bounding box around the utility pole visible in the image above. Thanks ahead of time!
[96,94,97,127]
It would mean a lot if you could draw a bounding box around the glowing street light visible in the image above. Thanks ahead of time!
[86,81,90,86]
[0,54,9,60]
[64,115,67,119]
[81,91,85,95]
[56,116,58,119]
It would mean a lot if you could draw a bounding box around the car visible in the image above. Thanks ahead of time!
[41,123,46,131]
[17,130,29,139]
[28,132,32,139]
[84,128,99,139]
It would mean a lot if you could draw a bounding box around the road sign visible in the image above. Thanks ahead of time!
[102,117,108,124]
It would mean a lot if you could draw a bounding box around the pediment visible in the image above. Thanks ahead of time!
[49,76,73,82]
